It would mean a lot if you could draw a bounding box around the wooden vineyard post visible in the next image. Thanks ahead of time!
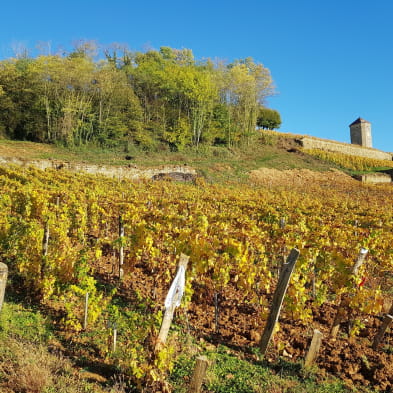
[106,321,118,353]
[0,263,8,312]
[42,220,50,256]
[214,292,219,334]
[119,215,124,280]
[304,329,323,367]
[41,220,50,279]
[372,304,393,350]
[188,355,209,393]
[259,248,300,355]
[276,218,286,278]
[156,254,189,350]
[113,323,118,352]
[330,248,368,338]
[84,292,89,330]
[312,264,316,299]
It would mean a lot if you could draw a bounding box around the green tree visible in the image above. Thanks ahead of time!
[33,54,97,144]
[257,107,281,130]
[32,54,142,147]
[218,58,274,146]
[157,60,218,148]
[91,63,143,148]
[0,58,46,141]
[0,43,276,151]
[127,47,219,150]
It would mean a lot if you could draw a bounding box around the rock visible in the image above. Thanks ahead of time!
[152,172,197,183]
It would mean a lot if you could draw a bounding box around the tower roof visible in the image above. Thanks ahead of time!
[349,117,371,127]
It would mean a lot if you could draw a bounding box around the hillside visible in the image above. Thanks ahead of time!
[0,143,392,392]
[0,133,347,183]
[2,130,393,186]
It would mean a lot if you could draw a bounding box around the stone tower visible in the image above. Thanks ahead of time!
[349,118,372,148]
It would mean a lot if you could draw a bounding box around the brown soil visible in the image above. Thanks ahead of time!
[249,167,356,189]
[104,261,393,392]
[275,134,302,151]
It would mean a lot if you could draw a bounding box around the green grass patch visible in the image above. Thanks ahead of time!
[0,301,53,343]
[170,345,359,393]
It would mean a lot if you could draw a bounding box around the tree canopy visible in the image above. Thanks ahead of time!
[0,42,279,150]
[257,107,282,130]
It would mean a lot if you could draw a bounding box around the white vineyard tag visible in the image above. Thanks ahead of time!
[164,265,185,309]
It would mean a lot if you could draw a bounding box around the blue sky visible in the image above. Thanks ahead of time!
[1,0,393,151]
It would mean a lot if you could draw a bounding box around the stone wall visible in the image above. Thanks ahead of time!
[299,137,393,161]
[0,156,197,181]
[353,173,392,184]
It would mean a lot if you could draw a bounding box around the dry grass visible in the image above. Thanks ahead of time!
[0,140,57,158]
[0,337,113,393]
[0,339,52,393]
[5,362,51,393]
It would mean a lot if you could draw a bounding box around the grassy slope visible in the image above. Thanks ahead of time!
[0,299,120,393]
[0,134,341,184]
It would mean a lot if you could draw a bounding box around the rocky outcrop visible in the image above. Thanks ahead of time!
[0,156,198,181]
[151,172,197,182]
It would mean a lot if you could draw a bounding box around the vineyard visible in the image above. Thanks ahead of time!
[304,148,393,172]
[0,164,392,392]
